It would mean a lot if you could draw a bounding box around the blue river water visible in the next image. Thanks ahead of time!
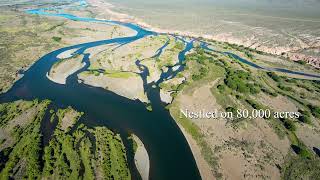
[0,0,319,179]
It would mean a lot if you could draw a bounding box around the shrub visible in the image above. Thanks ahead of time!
[245,99,263,109]
[245,51,253,59]
[217,84,225,92]
[248,83,260,94]
[282,118,296,131]
[295,60,306,65]
[261,88,278,97]
[226,106,236,115]
[278,84,293,91]
[224,70,260,94]
[52,36,62,42]
[307,104,320,118]
[237,82,249,93]
[298,110,311,124]
[291,145,312,159]
[267,72,281,82]
[235,94,243,100]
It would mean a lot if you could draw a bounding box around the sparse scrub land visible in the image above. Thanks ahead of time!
[0,9,69,93]
[265,71,320,120]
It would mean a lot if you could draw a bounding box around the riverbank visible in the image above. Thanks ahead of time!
[132,134,150,180]
[177,124,215,180]
[47,55,85,84]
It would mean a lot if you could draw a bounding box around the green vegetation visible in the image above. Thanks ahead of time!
[185,48,224,84]
[192,67,208,81]
[278,84,293,92]
[295,60,307,65]
[173,41,184,51]
[282,155,320,179]
[0,100,49,179]
[52,36,62,42]
[280,118,296,132]
[104,71,136,79]
[298,110,311,124]
[0,100,131,179]
[211,82,238,111]
[0,100,35,127]
[79,137,95,180]
[224,69,260,94]
[267,72,281,82]
[245,98,264,110]
[146,104,152,111]
[244,51,253,59]
[307,104,320,118]
[127,135,138,153]
[93,127,131,180]
[260,71,320,173]
[84,70,137,79]
[156,39,185,69]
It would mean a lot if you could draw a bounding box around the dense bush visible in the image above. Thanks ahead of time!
[217,84,225,92]
[186,48,207,65]
[295,60,307,65]
[261,88,278,97]
[245,99,263,110]
[226,106,236,115]
[280,118,296,131]
[52,36,62,42]
[0,101,131,180]
[291,145,312,159]
[248,83,261,94]
[192,67,208,81]
[307,104,320,118]
[224,70,260,94]
[278,84,293,91]
[245,51,253,59]
[267,72,281,82]
[298,110,311,124]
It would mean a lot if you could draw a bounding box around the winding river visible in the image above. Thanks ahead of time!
[0,0,319,179]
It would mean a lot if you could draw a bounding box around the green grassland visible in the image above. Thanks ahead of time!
[104,70,137,79]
